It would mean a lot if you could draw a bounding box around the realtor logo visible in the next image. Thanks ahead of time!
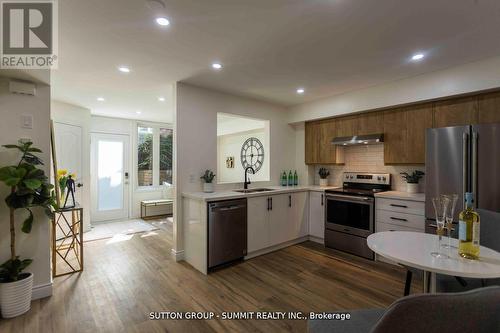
[1,0,58,68]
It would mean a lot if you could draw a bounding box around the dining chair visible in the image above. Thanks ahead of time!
[308,286,500,333]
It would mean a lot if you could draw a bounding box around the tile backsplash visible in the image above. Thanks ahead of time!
[314,144,426,192]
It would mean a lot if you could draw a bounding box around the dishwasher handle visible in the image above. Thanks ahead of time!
[211,204,246,212]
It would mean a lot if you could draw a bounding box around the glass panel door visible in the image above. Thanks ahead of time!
[91,133,129,222]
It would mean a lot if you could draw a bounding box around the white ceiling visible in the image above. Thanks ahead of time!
[52,0,500,121]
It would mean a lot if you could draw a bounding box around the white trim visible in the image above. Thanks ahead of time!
[31,282,52,300]
[171,249,185,262]
[308,235,324,245]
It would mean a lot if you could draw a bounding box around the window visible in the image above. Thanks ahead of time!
[137,124,173,187]
[159,128,173,185]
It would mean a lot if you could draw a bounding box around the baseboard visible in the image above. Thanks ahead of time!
[308,235,324,245]
[32,282,53,300]
[245,236,309,260]
[171,249,185,262]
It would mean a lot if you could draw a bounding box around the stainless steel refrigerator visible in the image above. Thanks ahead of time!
[425,123,500,247]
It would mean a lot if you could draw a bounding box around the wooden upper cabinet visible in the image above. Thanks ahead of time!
[433,96,478,128]
[335,116,357,137]
[383,109,408,164]
[317,120,337,164]
[478,91,500,124]
[405,104,433,164]
[383,104,432,165]
[357,112,384,135]
[305,121,320,164]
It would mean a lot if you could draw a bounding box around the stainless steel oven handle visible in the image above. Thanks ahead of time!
[462,132,468,211]
[326,194,374,203]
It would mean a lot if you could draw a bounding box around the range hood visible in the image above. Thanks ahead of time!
[331,134,384,146]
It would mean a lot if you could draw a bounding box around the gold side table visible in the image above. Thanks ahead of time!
[51,206,83,277]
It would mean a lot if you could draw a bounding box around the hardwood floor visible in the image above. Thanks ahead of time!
[0,227,421,333]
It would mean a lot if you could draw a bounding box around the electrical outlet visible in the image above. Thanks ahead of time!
[189,174,195,183]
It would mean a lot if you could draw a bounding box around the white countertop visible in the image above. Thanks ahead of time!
[374,191,425,202]
[368,231,500,279]
[182,185,340,202]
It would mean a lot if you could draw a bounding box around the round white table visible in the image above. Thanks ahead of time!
[367,231,500,293]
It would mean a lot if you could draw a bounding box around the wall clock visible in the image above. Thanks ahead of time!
[240,137,264,172]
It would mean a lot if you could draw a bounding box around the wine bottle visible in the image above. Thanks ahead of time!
[458,192,480,260]
[281,171,287,186]
[288,170,293,186]
[293,170,298,186]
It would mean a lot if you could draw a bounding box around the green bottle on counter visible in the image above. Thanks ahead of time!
[288,170,293,186]
[293,170,298,186]
[281,171,287,186]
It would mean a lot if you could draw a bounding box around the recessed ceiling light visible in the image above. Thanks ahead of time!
[212,63,223,70]
[97,97,105,102]
[296,88,305,94]
[156,17,170,26]
[158,97,165,102]
[118,66,131,73]
[136,110,142,115]
[411,53,425,61]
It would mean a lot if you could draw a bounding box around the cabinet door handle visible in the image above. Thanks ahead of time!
[390,204,408,208]
[289,195,292,207]
[267,198,270,211]
[321,194,324,206]
[390,217,408,222]
[270,197,273,211]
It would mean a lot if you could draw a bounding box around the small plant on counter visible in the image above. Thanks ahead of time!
[400,170,425,184]
[200,170,216,193]
[200,170,216,183]
[318,168,330,179]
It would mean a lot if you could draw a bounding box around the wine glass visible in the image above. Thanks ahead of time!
[442,194,458,250]
[431,196,450,259]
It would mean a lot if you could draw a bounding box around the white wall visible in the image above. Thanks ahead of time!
[0,76,52,299]
[174,83,295,253]
[90,116,172,220]
[288,55,500,123]
[217,128,270,183]
[51,101,91,232]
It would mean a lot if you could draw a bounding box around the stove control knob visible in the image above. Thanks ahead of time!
[382,177,387,181]
[377,176,381,181]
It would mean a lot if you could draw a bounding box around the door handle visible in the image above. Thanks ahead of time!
[77,183,83,188]
[472,131,478,209]
[462,132,468,211]
[390,217,408,222]
[270,197,273,211]
[289,195,291,207]
[321,194,324,206]
[267,198,270,211]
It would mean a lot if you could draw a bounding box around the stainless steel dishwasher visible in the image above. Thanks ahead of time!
[208,198,247,270]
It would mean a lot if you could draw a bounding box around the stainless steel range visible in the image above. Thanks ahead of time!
[325,172,391,259]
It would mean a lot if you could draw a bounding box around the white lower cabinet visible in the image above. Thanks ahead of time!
[308,191,325,239]
[248,191,308,254]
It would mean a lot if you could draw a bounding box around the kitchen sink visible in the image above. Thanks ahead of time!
[233,188,274,193]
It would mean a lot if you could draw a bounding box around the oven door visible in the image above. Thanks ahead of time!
[325,194,374,237]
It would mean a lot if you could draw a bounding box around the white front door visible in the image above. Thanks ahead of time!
[54,122,83,206]
[91,133,130,222]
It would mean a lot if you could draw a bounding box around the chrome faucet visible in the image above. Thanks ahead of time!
[244,166,255,189]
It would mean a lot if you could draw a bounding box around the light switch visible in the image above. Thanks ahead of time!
[21,114,33,129]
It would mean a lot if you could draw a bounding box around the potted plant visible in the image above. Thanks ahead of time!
[318,168,330,187]
[400,170,425,193]
[0,141,55,318]
[200,170,216,193]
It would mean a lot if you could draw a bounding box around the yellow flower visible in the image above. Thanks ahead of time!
[70,173,77,179]
[57,169,68,176]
